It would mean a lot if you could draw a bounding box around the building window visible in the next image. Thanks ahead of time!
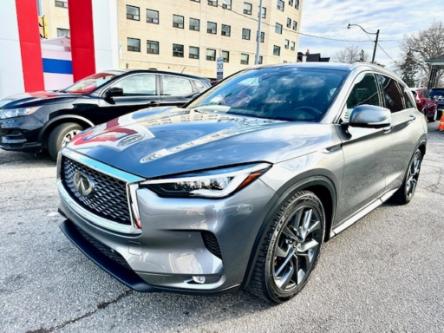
[146,9,159,24]
[172,44,184,57]
[55,0,68,8]
[190,0,200,2]
[261,7,267,18]
[290,41,295,50]
[56,28,70,37]
[286,18,292,28]
[243,2,252,15]
[273,45,281,56]
[258,31,265,43]
[206,48,216,61]
[292,21,298,31]
[126,5,140,21]
[189,18,200,31]
[173,15,184,28]
[277,0,285,11]
[242,28,251,40]
[221,24,231,37]
[189,46,200,59]
[221,0,232,9]
[222,50,230,63]
[258,55,263,64]
[289,0,293,5]
[284,39,290,49]
[147,40,159,54]
[275,23,283,34]
[127,38,141,52]
[208,0,218,7]
[240,53,249,65]
[295,0,300,9]
[207,21,217,34]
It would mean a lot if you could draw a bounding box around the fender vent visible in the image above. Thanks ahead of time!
[201,231,222,259]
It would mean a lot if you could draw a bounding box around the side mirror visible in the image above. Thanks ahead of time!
[104,87,123,101]
[349,105,391,129]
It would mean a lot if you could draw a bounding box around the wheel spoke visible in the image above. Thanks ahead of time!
[307,220,321,236]
[275,248,296,276]
[275,263,295,289]
[282,225,298,242]
[275,243,290,258]
[297,239,319,254]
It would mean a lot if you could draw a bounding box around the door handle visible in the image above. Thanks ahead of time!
[407,115,416,124]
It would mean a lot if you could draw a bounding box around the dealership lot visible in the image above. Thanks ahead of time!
[0,123,443,333]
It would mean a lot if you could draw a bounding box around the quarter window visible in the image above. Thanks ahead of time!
[376,75,405,113]
[162,76,193,96]
[189,18,200,31]
[127,37,141,52]
[126,5,140,20]
[173,15,184,28]
[113,74,156,95]
[146,9,159,24]
[172,43,184,57]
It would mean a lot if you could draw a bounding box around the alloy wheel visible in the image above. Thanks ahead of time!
[405,151,422,199]
[61,129,80,147]
[272,206,323,291]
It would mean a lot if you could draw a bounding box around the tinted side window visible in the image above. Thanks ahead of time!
[112,74,156,95]
[344,73,380,120]
[403,87,415,109]
[162,76,193,97]
[376,75,404,113]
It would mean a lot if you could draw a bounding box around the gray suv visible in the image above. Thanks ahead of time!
[57,63,427,303]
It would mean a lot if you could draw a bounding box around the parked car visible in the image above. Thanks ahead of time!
[57,63,427,303]
[411,88,438,122]
[0,70,211,159]
[429,87,444,120]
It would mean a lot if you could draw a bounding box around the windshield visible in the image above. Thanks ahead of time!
[188,66,348,122]
[63,72,117,94]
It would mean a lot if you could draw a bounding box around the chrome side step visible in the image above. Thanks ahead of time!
[330,188,398,237]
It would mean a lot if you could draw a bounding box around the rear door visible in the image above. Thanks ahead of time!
[98,73,161,121]
[158,74,198,107]
[336,72,389,222]
[376,74,418,190]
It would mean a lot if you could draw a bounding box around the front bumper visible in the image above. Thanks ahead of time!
[57,152,276,293]
[0,116,43,151]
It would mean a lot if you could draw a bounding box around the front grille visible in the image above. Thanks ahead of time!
[62,157,131,225]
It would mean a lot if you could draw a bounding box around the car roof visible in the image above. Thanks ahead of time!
[110,69,208,80]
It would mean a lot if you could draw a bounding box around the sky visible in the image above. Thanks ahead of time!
[299,0,443,69]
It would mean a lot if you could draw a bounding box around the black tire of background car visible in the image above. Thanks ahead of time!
[47,122,83,161]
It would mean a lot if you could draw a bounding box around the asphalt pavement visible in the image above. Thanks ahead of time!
[0,123,443,333]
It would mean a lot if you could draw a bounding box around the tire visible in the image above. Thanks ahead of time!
[390,149,423,205]
[246,191,325,303]
[47,122,83,160]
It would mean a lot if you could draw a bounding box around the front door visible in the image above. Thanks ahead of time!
[335,72,389,223]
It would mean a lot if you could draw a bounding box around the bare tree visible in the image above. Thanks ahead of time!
[333,46,369,64]
[402,22,444,86]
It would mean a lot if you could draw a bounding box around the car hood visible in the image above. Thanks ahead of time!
[0,91,83,108]
[67,107,336,179]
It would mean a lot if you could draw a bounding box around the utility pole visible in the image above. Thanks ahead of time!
[347,24,380,64]
[255,0,263,65]
[371,29,380,64]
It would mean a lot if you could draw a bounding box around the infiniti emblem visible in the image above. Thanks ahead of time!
[73,171,94,197]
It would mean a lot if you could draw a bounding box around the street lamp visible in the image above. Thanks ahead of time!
[347,23,380,64]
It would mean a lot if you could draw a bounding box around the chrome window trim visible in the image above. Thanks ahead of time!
[59,148,144,234]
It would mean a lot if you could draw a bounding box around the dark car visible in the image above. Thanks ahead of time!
[429,87,444,119]
[0,70,211,159]
[411,88,438,122]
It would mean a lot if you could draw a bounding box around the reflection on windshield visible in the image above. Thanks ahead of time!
[64,72,116,94]
[189,67,348,122]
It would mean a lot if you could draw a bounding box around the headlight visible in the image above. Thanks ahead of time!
[0,106,39,119]
[143,163,271,198]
